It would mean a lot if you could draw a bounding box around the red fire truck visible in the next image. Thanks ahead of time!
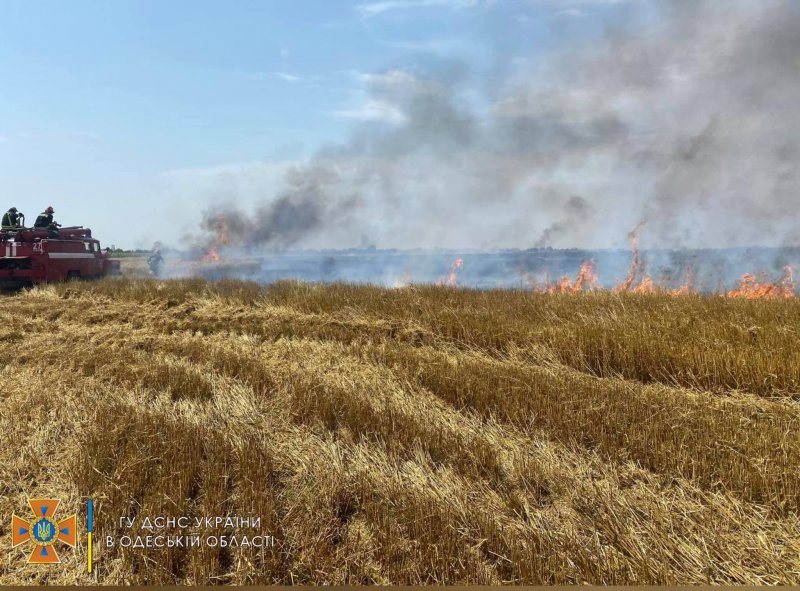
[0,226,120,289]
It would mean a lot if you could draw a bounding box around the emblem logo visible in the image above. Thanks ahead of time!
[12,498,77,564]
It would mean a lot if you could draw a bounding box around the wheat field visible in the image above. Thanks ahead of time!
[1,275,799,585]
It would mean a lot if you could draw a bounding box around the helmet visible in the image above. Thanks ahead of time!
[9,207,17,212]
[45,206,54,214]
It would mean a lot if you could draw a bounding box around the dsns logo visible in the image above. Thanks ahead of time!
[12,499,76,564]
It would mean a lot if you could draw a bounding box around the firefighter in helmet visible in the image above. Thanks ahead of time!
[34,206,60,229]
[1,207,23,230]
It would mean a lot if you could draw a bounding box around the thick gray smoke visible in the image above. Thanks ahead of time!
[192,0,799,251]
[199,166,360,250]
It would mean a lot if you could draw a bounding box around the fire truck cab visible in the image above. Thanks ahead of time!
[0,226,120,289]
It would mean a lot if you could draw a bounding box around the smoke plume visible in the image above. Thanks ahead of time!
[190,0,799,251]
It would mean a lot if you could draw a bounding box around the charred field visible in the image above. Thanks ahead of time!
[1,276,799,584]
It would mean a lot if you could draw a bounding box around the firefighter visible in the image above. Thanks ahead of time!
[147,248,164,277]
[34,206,60,229]
[1,207,23,229]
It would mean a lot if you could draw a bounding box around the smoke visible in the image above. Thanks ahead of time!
[534,196,593,247]
[187,0,799,251]
[198,165,360,249]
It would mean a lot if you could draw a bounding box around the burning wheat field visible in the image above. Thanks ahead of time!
[1,267,799,585]
[169,218,800,297]
[4,0,800,586]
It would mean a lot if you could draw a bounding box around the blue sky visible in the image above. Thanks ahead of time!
[0,1,657,248]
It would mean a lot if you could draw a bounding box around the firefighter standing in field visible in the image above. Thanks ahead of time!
[1,207,23,230]
[147,248,164,277]
[34,206,60,229]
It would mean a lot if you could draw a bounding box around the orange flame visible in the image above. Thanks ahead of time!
[632,275,657,294]
[442,258,464,286]
[616,221,646,292]
[519,224,796,299]
[672,266,696,295]
[727,265,795,299]
[541,260,599,294]
[202,248,221,263]
[201,213,230,263]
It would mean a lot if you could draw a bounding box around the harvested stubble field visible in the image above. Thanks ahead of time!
[1,277,799,585]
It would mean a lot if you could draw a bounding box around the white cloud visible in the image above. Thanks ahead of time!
[381,36,475,54]
[353,69,419,88]
[541,0,635,4]
[356,0,492,17]
[556,8,586,17]
[274,72,304,83]
[356,0,628,17]
[539,0,638,10]
[332,100,408,124]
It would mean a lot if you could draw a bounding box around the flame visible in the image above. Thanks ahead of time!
[672,266,696,295]
[615,221,646,292]
[727,265,795,299]
[574,260,600,291]
[632,275,657,294]
[202,248,220,263]
[541,260,598,294]
[201,213,230,263]
[612,222,666,294]
[442,258,464,286]
[188,215,798,299]
[523,261,798,298]
[518,224,796,299]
